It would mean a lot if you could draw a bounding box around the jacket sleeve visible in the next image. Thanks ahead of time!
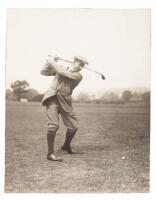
[49,60,82,81]
[40,62,56,76]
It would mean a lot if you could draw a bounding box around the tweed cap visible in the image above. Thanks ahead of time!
[74,56,88,65]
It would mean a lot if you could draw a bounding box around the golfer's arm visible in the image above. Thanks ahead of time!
[40,63,56,76]
[50,61,82,81]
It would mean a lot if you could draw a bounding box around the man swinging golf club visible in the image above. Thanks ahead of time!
[41,54,88,161]
[41,54,105,161]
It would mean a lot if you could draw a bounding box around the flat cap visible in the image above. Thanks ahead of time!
[74,56,88,65]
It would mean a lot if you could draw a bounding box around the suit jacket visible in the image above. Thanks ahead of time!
[40,61,82,112]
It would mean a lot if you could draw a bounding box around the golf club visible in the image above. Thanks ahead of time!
[48,55,105,80]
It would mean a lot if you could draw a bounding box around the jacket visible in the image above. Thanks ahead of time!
[40,60,82,112]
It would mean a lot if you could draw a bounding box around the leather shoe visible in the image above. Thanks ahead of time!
[47,154,63,162]
[61,146,77,154]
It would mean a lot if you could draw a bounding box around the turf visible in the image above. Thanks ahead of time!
[5,102,150,193]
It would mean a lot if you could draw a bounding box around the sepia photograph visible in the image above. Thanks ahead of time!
[5,8,150,193]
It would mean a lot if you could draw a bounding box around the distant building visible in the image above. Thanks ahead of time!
[20,98,28,102]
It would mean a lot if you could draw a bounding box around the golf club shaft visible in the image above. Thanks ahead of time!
[59,58,73,64]
[59,58,103,76]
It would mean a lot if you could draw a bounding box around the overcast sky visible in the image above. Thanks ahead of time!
[6,9,150,96]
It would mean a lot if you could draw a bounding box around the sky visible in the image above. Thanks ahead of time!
[6,9,150,96]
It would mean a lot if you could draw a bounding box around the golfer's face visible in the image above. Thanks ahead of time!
[71,60,84,72]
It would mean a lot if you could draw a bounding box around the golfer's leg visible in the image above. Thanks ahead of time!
[46,101,59,156]
[61,111,78,153]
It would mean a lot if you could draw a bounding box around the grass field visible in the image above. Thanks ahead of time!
[5,101,150,193]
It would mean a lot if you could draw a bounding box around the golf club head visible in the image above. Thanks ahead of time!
[101,74,105,80]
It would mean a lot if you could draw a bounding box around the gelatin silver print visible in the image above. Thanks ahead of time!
[5,8,150,193]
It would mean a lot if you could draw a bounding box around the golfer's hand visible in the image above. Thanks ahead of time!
[47,54,60,62]
[52,54,60,62]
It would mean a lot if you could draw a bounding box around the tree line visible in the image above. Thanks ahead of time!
[6,80,150,105]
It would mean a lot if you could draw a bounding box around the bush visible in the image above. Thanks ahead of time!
[121,90,132,102]
[30,94,44,102]
[142,91,150,105]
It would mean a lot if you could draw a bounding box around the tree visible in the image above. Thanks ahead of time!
[30,94,44,102]
[11,80,29,101]
[26,89,39,101]
[101,92,119,103]
[142,91,150,105]
[121,90,132,103]
[77,92,91,103]
[6,89,12,100]
[131,92,143,102]
[6,89,18,101]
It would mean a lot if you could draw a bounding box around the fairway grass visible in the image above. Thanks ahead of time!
[5,102,150,193]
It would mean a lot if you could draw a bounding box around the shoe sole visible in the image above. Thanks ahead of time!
[47,158,63,162]
[61,148,78,154]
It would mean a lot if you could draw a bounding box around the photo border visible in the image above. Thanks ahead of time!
[0,0,156,200]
